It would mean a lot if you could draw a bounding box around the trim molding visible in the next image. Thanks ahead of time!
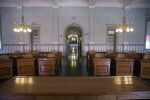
[1,44,150,54]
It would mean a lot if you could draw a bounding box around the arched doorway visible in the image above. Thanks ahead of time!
[61,26,83,76]
[64,23,84,56]
[66,26,82,56]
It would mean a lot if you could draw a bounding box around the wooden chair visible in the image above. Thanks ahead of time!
[13,51,23,58]
[32,50,40,74]
[87,50,96,67]
[106,50,116,70]
[0,55,13,79]
[106,50,115,55]
[32,50,40,58]
[58,52,62,66]
[116,53,134,76]
[38,53,55,76]
[51,50,59,67]
[93,53,110,76]
[140,54,150,79]
[17,53,35,76]
[10,51,23,76]
[127,51,140,76]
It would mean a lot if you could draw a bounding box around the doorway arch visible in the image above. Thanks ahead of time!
[64,23,84,56]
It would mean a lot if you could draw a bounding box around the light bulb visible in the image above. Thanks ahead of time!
[130,28,134,32]
[14,28,17,32]
[119,28,123,32]
[17,29,20,32]
[27,28,32,32]
[126,28,130,32]
[19,28,23,31]
[23,29,26,33]
[116,29,119,32]
[120,29,123,32]
[29,29,32,32]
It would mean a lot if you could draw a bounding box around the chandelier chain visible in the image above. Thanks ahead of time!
[13,0,32,33]
[115,0,134,33]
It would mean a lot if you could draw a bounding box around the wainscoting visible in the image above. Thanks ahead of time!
[1,44,150,55]
[86,44,150,54]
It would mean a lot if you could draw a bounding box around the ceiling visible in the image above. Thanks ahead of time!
[0,0,150,8]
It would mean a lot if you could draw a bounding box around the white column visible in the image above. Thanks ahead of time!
[53,6,59,50]
[89,6,95,50]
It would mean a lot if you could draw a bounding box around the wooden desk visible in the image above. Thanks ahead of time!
[93,59,110,76]
[140,60,150,79]
[38,58,55,76]
[0,76,150,100]
[116,59,134,76]
[17,59,35,76]
[0,60,13,79]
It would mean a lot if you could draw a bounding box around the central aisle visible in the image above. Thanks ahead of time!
[59,46,91,76]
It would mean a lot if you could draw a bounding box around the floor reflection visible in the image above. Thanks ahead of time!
[59,46,88,76]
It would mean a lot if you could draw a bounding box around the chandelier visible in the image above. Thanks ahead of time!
[13,0,32,33]
[116,0,134,33]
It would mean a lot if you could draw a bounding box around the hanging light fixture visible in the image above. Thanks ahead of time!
[14,0,32,33]
[116,0,134,33]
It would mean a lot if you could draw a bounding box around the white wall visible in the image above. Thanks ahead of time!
[0,7,150,54]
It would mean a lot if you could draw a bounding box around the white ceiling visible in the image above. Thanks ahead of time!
[0,0,150,8]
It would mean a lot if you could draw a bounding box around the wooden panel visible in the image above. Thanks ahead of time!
[20,66,34,73]
[0,60,13,79]
[118,66,131,74]
[37,96,75,100]
[140,61,150,79]
[93,59,110,76]
[40,65,52,72]
[77,95,116,100]
[0,94,36,100]
[142,67,150,76]
[0,67,10,76]
[116,59,134,76]
[38,58,55,75]
[17,59,35,76]
[96,65,108,73]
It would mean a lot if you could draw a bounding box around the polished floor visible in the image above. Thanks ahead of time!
[58,46,90,76]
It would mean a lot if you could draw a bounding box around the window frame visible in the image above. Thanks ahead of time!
[0,17,2,50]
[144,16,150,50]
[31,24,40,51]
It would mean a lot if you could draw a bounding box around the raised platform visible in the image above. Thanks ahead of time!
[0,76,150,100]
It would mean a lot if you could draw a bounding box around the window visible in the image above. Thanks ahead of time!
[145,17,150,49]
[31,25,40,51]
[31,30,39,44]
[0,17,2,50]
[106,24,116,51]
